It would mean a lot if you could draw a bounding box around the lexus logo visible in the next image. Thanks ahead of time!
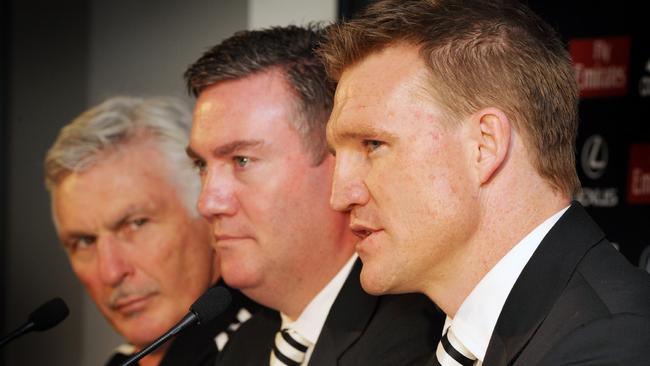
[639,58,650,97]
[581,135,609,180]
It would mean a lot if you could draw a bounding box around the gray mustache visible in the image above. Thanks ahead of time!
[108,283,159,308]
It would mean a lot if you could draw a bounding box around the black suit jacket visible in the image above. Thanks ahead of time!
[480,203,650,365]
[217,259,444,366]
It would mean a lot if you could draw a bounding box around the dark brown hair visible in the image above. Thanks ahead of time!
[185,24,334,164]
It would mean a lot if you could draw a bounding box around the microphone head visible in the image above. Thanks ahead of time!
[190,286,231,324]
[28,297,69,331]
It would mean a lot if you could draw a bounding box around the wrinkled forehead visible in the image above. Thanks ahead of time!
[51,150,179,227]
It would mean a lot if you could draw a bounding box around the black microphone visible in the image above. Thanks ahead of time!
[121,286,232,366]
[0,297,69,348]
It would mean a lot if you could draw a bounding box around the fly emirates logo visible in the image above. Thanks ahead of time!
[570,37,630,98]
[628,144,650,204]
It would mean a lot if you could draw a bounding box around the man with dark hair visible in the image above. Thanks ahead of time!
[45,97,256,366]
[321,0,650,365]
[185,25,443,366]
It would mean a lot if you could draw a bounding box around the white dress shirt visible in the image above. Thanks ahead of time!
[279,254,358,365]
[445,206,570,365]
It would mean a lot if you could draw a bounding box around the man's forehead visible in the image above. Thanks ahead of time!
[53,166,167,222]
[193,97,218,119]
[340,43,423,79]
[337,46,429,104]
[56,198,162,241]
[329,48,431,116]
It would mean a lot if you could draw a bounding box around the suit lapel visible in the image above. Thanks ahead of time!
[308,259,378,366]
[483,202,605,365]
[217,307,279,366]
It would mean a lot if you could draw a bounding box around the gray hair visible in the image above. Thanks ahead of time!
[44,96,200,215]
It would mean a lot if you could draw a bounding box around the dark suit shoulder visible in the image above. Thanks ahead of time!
[486,204,650,365]
[575,239,650,316]
[514,235,650,365]
[338,292,444,366]
[531,240,650,365]
[538,313,650,366]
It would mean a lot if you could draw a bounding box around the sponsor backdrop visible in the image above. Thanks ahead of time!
[339,0,650,273]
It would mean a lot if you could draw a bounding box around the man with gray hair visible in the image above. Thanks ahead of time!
[45,96,255,366]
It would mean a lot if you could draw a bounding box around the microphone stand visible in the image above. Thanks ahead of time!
[120,285,231,366]
[0,322,34,348]
[121,312,197,366]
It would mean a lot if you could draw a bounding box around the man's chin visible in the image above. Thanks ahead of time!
[222,272,259,292]
[360,267,396,296]
[222,271,268,305]
[122,326,170,348]
[111,314,175,347]
[220,260,261,290]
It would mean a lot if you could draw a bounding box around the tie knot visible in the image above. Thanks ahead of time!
[270,328,312,366]
[435,328,477,366]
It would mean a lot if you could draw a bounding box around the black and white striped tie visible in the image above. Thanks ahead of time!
[269,328,312,366]
[433,328,477,366]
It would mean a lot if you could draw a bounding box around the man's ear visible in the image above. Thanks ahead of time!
[474,107,511,185]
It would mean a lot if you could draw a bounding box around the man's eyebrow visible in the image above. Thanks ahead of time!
[186,146,201,160]
[187,140,265,160]
[212,140,264,156]
[100,204,147,232]
[60,230,94,244]
[330,122,397,143]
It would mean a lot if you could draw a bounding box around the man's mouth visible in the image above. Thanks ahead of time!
[112,294,154,315]
[214,234,252,245]
[216,235,245,241]
[350,221,380,240]
[352,228,372,239]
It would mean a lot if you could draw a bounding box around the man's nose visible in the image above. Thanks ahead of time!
[197,168,239,221]
[96,236,131,287]
[330,153,370,212]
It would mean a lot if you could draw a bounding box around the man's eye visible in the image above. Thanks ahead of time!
[130,218,148,229]
[363,140,384,152]
[67,236,96,252]
[233,156,251,168]
[78,236,95,247]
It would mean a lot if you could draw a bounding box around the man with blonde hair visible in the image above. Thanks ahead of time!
[321,0,650,365]
[45,96,255,366]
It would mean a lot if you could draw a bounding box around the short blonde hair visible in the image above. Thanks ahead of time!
[319,0,580,195]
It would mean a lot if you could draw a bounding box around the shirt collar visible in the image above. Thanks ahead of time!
[449,206,569,361]
[280,254,358,345]
[114,343,136,355]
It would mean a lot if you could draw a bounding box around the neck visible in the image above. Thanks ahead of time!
[281,249,356,321]
[248,230,357,320]
[424,174,570,318]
